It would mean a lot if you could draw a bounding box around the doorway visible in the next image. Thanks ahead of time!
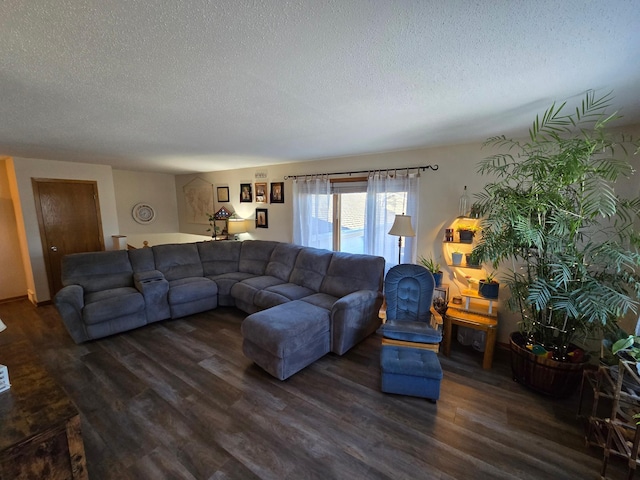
[32,179,105,297]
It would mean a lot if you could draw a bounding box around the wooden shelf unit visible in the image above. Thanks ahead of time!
[443,292,498,369]
[578,360,640,479]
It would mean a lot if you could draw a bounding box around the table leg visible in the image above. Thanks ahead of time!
[443,316,452,357]
[482,327,497,369]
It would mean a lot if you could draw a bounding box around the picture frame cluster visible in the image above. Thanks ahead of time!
[235,182,284,204]
[214,181,284,230]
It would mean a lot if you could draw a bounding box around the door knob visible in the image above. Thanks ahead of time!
[50,246,58,252]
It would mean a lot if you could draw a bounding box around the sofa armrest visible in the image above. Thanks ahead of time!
[54,285,88,344]
[134,270,170,323]
[330,290,384,355]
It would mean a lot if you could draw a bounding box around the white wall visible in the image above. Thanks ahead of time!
[8,157,119,303]
[176,143,491,245]
[0,159,28,300]
[113,169,179,236]
[176,142,501,326]
[176,125,640,344]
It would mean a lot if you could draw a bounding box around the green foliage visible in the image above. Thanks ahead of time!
[456,224,479,233]
[484,271,498,283]
[419,255,441,273]
[472,91,640,360]
[612,335,640,362]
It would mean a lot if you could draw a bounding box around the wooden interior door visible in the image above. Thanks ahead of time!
[32,179,105,297]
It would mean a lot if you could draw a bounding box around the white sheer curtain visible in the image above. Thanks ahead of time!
[364,171,419,268]
[292,176,332,250]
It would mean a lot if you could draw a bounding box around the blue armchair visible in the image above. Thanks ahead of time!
[379,264,443,401]
[379,264,443,348]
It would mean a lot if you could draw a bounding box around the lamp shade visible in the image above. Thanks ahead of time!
[0,319,6,333]
[388,215,415,237]
[227,219,247,235]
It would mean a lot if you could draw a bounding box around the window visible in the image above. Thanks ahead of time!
[293,172,419,267]
[332,179,367,254]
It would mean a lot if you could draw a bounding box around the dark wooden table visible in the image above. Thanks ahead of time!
[0,340,88,479]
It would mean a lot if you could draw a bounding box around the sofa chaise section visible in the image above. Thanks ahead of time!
[240,250,385,379]
[241,300,331,380]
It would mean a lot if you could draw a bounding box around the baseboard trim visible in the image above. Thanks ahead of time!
[0,294,28,305]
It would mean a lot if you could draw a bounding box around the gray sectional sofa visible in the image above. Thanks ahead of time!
[54,240,385,379]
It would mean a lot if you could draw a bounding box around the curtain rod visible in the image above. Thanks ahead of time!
[283,164,438,180]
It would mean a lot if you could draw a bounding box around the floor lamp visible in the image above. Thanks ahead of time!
[388,214,415,264]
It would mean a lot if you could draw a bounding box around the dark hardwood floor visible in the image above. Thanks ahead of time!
[0,299,626,479]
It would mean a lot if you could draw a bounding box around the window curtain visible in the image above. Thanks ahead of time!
[364,171,419,268]
[292,176,332,250]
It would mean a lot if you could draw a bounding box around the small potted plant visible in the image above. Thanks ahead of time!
[451,250,463,266]
[465,252,480,267]
[419,255,443,287]
[457,224,478,243]
[478,271,499,299]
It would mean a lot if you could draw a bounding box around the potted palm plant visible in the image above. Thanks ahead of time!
[472,91,640,397]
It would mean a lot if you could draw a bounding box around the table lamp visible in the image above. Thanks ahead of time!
[388,214,415,264]
[227,216,247,240]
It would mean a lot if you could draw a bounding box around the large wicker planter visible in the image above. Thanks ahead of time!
[509,332,587,398]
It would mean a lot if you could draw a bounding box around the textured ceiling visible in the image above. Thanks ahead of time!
[1,0,639,174]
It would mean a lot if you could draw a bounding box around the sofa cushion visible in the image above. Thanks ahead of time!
[128,247,156,273]
[320,252,385,298]
[231,276,284,306]
[300,292,338,311]
[62,250,134,293]
[168,277,218,306]
[254,283,315,309]
[238,240,279,275]
[380,320,442,344]
[264,243,303,282]
[198,241,242,276]
[289,248,333,292]
[153,243,203,281]
[241,301,330,358]
[83,287,145,325]
[208,271,256,300]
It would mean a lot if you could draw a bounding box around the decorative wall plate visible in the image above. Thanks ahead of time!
[132,203,156,224]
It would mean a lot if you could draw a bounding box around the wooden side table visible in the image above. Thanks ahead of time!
[443,291,498,369]
[0,340,88,479]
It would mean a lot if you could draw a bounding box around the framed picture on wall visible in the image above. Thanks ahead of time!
[270,182,284,203]
[240,183,253,203]
[255,182,267,203]
[217,186,229,203]
[256,208,268,228]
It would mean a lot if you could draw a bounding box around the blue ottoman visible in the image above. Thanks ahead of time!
[380,345,443,401]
